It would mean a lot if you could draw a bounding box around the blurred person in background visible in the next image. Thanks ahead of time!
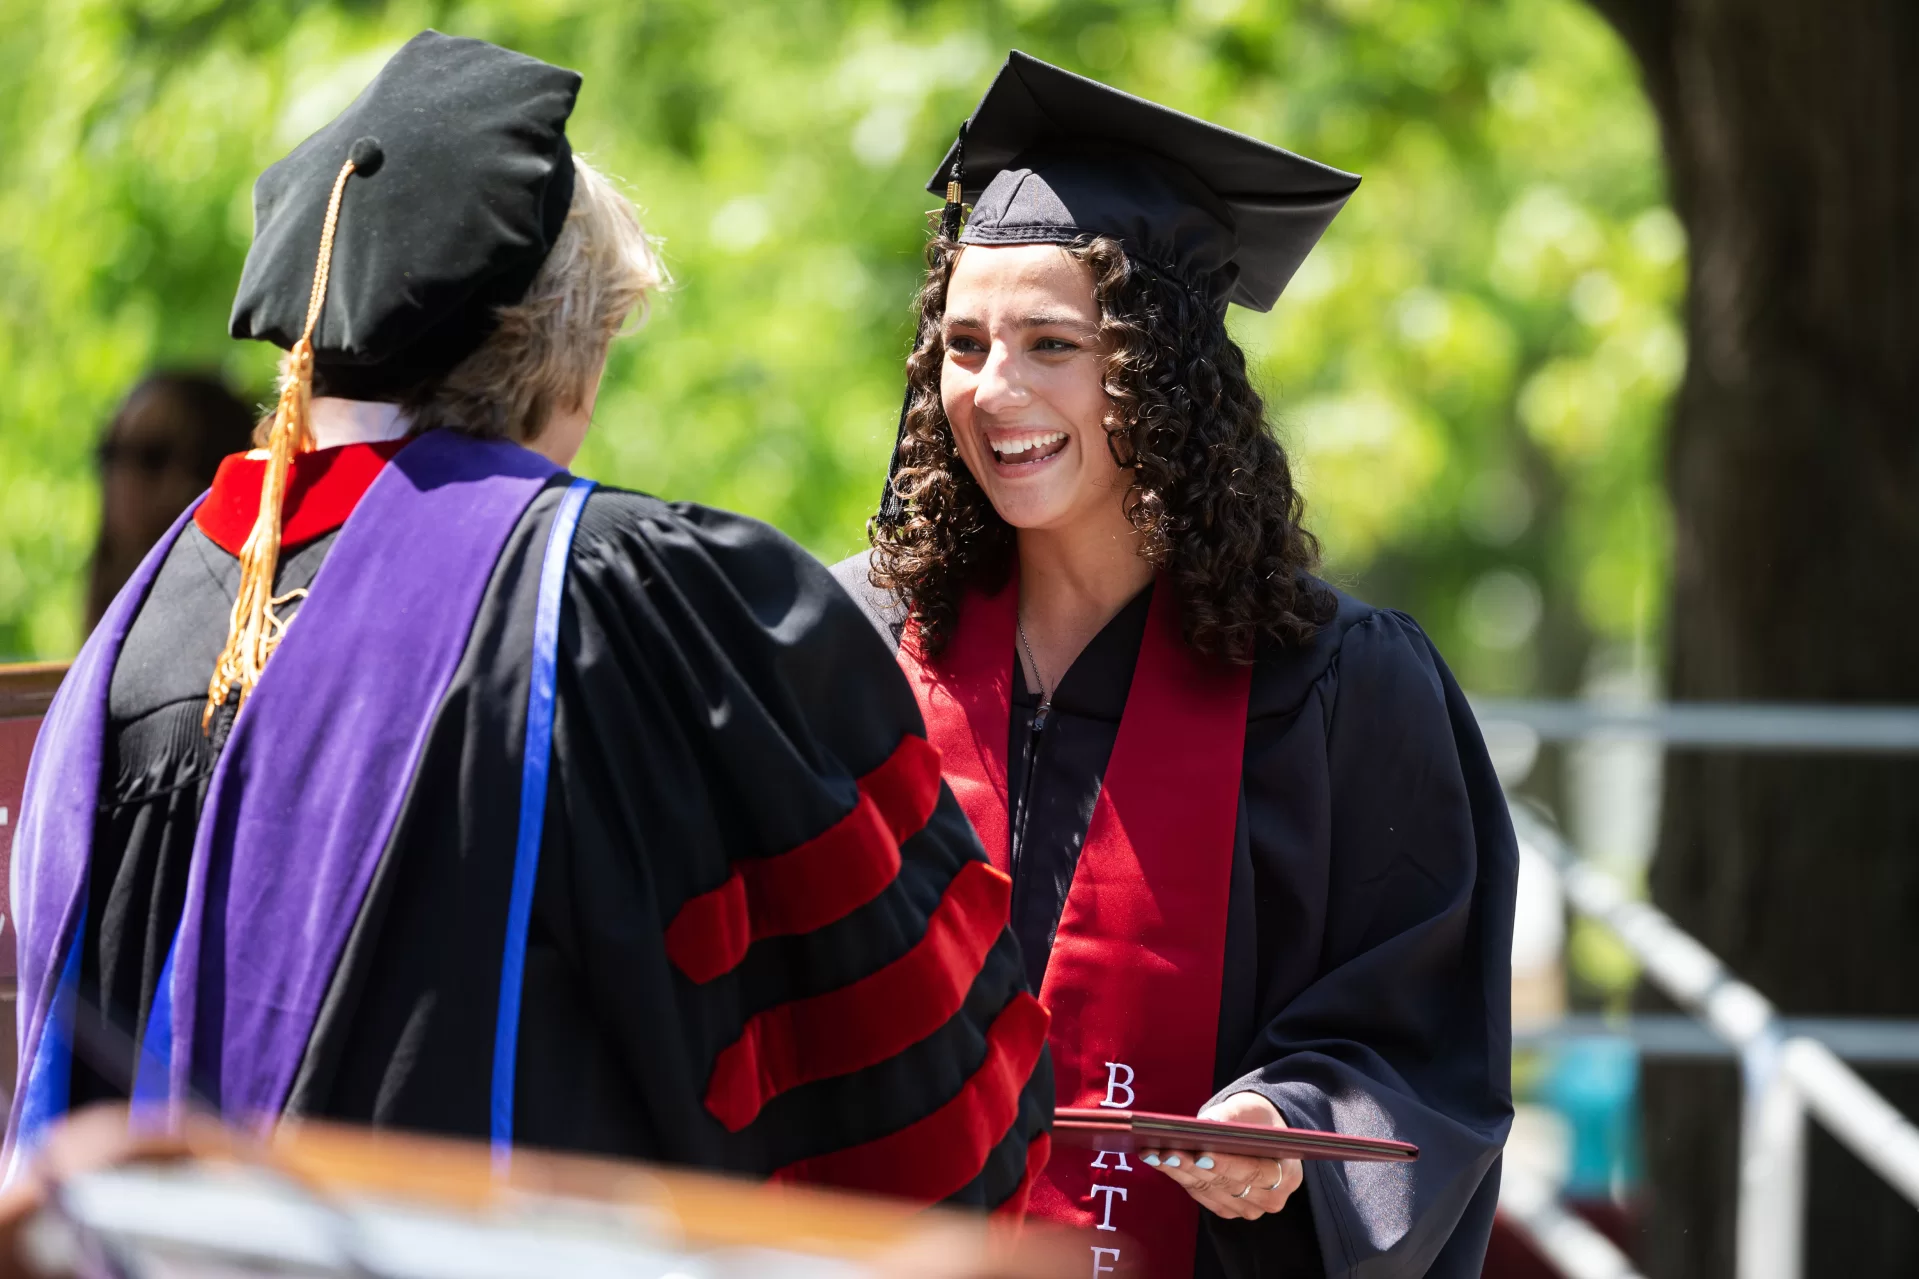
[7,31,1048,1207]
[837,54,1516,1278]
[86,373,254,628]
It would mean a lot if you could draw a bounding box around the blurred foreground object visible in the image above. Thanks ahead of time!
[85,374,254,630]
[0,1106,1076,1279]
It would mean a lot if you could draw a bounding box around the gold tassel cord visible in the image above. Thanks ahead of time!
[204,156,361,731]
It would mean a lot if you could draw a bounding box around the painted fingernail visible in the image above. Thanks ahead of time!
[1196,1156,1216,1170]
[1165,1156,1182,1168]
[1143,1154,1161,1166]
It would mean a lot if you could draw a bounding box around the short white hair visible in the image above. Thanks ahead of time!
[403,154,667,441]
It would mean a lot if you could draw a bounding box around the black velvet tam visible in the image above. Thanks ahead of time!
[930,52,1360,312]
[230,31,581,398]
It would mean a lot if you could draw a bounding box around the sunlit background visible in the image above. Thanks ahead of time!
[0,0,1678,701]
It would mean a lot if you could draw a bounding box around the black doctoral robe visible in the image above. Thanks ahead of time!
[57,471,1050,1203]
[833,555,1516,1276]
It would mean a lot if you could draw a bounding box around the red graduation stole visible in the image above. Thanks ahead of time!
[902,576,1251,1279]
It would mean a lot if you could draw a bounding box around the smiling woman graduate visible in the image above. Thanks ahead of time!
[6,31,1051,1206]
[835,53,1517,1278]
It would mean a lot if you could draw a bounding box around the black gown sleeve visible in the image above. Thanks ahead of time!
[1205,610,1516,1277]
[529,492,1050,1207]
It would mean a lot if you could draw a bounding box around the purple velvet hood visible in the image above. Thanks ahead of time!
[6,431,559,1160]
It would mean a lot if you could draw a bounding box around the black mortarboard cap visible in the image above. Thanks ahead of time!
[230,31,581,398]
[928,52,1360,312]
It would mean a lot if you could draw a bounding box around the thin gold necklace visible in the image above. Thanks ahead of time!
[1017,615,1052,710]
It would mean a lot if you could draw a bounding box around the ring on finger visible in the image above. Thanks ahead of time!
[1232,1183,1253,1199]
[1265,1160,1286,1192]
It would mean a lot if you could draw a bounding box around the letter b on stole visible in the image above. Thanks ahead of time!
[1100,1061,1135,1109]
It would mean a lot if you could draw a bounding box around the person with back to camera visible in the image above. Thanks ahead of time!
[7,31,1051,1210]
[835,52,1517,1278]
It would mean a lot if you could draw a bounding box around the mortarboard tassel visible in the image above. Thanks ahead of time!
[937,120,967,240]
[204,138,382,732]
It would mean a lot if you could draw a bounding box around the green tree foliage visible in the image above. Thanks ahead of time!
[0,0,1679,693]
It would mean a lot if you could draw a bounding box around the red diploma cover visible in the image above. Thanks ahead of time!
[1053,1107,1418,1163]
[904,577,1250,1279]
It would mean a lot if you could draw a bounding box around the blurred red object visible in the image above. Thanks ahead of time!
[0,662,65,1097]
[1484,1198,1641,1277]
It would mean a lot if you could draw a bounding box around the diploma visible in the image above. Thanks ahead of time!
[1052,1107,1419,1163]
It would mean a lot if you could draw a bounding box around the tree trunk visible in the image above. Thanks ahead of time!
[1584,0,1919,1274]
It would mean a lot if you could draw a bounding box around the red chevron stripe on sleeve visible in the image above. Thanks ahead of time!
[994,1130,1051,1218]
[770,991,1051,1204]
[704,859,1012,1131]
[666,734,943,984]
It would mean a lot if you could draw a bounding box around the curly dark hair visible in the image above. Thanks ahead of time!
[870,233,1333,661]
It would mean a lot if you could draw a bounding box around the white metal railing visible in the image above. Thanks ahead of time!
[1498,1159,1647,1279]
[1506,802,1919,1279]
[1516,1012,1919,1062]
[1473,699,1919,752]
[1736,1037,1919,1279]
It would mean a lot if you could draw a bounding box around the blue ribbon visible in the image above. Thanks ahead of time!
[130,931,178,1116]
[30,475,592,1167]
[15,905,86,1160]
[491,476,596,1166]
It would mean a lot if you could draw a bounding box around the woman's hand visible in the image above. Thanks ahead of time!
[1142,1091,1304,1221]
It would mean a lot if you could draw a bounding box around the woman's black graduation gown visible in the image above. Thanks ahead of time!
[834,556,1516,1275]
[64,474,1050,1204]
